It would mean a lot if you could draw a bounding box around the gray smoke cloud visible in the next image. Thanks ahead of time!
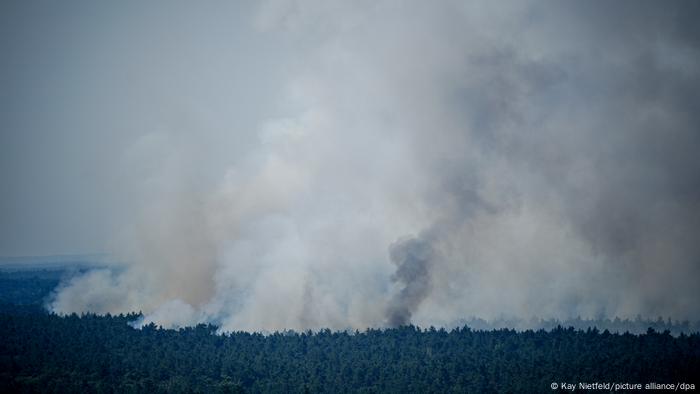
[2,0,695,330]
[386,237,435,327]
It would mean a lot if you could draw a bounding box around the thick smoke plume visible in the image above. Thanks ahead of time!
[40,0,700,331]
[386,237,434,327]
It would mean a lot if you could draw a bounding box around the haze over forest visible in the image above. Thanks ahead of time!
[1,0,699,332]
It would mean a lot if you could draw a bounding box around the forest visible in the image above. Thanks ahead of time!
[1,269,699,393]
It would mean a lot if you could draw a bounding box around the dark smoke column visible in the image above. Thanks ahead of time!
[386,237,434,327]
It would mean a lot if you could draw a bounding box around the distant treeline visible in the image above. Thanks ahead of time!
[453,316,700,336]
[0,269,65,305]
[1,305,699,393]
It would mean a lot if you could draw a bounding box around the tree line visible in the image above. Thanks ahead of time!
[1,304,698,393]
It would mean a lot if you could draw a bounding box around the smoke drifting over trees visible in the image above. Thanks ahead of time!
[386,237,435,327]
[2,1,698,331]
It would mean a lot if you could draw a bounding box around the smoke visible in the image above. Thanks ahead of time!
[386,237,435,327]
[43,0,700,330]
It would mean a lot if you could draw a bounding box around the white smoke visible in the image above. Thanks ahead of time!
[49,0,700,330]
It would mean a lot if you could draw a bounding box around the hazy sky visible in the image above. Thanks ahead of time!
[1,1,290,256]
[2,1,699,330]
